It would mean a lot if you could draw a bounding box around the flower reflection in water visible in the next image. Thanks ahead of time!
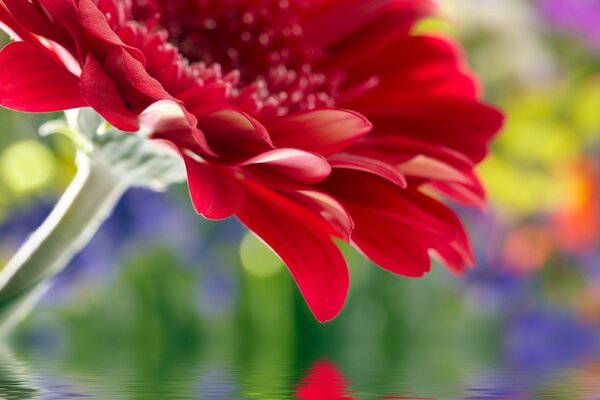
[296,360,355,400]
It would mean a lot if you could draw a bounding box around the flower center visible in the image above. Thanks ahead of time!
[132,0,342,116]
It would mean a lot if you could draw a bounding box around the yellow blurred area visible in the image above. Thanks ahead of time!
[412,17,457,36]
[0,140,56,194]
[480,77,600,216]
[239,231,283,278]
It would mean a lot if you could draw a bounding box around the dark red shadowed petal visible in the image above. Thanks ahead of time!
[78,0,145,62]
[36,0,84,56]
[237,178,349,323]
[0,41,85,112]
[1,0,68,43]
[198,108,274,160]
[103,46,170,106]
[260,109,372,157]
[182,154,246,220]
[80,55,139,131]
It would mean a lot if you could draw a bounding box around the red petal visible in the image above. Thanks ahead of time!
[365,99,503,164]
[182,155,246,220]
[102,47,169,107]
[398,155,472,184]
[1,0,68,43]
[198,108,273,160]
[0,41,85,112]
[339,36,477,97]
[328,153,407,188]
[290,190,354,241]
[303,0,435,48]
[321,170,472,276]
[260,109,372,156]
[237,179,349,323]
[142,100,216,158]
[80,55,139,131]
[346,202,432,277]
[242,148,331,185]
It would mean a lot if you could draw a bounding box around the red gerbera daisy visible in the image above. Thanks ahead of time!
[0,0,503,322]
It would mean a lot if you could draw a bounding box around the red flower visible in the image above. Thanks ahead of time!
[0,0,503,322]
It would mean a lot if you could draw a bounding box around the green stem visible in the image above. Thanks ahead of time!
[0,153,130,337]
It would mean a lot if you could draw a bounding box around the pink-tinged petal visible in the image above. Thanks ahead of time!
[141,100,216,157]
[328,153,407,188]
[242,148,331,185]
[431,242,474,275]
[80,55,139,131]
[198,108,274,160]
[426,181,487,210]
[0,41,85,112]
[237,179,349,323]
[182,155,245,220]
[291,190,354,241]
[398,155,472,184]
[260,109,372,157]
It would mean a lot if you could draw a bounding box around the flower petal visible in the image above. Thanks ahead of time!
[328,152,407,188]
[141,99,216,158]
[80,55,139,131]
[102,46,170,106]
[0,41,85,112]
[260,109,372,156]
[198,108,274,160]
[242,148,331,185]
[237,179,349,323]
[303,0,435,48]
[1,0,67,43]
[321,169,470,276]
[290,190,354,241]
[182,155,246,220]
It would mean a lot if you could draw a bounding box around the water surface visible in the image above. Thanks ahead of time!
[1,345,598,399]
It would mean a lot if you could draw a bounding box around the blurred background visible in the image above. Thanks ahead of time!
[2,0,600,398]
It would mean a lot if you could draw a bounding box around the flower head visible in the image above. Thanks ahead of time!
[0,0,503,322]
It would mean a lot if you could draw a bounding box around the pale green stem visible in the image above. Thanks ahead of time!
[0,153,130,337]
